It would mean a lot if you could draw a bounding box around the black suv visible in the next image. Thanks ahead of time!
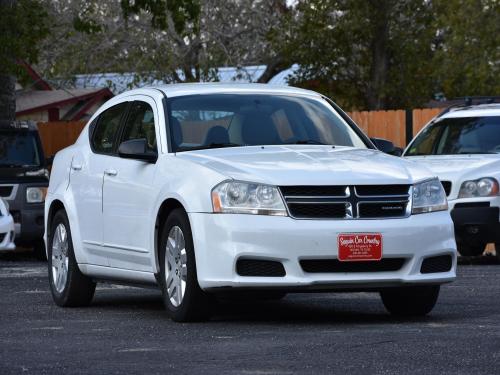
[0,120,50,259]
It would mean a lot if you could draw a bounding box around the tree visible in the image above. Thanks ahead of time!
[0,0,49,121]
[283,0,436,110]
[432,0,500,99]
[37,0,292,88]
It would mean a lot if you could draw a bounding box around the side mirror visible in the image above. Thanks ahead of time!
[370,137,401,156]
[118,138,157,163]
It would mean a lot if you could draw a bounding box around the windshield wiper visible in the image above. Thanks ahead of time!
[286,140,329,145]
[176,142,242,152]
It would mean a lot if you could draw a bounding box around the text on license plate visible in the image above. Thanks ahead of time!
[337,233,383,262]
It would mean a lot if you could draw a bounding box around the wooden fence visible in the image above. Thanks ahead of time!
[37,108,442,156]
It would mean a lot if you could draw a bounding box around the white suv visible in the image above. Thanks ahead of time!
[45,84,456,322]
[0,198,15,251]
[404,103,500,257]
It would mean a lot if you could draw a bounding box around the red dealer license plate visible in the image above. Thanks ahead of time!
[337,233,383,261]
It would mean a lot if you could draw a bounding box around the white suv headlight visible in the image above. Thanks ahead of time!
[412,178,448,214]
[212,181,287,216]
[26,187,47,203]
[458,178,499,198]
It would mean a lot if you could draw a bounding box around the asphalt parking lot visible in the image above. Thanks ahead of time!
[1,251,500,375]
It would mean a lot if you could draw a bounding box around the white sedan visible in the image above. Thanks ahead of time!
[45,84,456,322]
[0,198,15,251]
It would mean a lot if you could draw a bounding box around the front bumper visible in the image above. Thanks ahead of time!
[449,198,500,245]
[0,215,16,251]
[9,203,45,244]
[189,211,457,291]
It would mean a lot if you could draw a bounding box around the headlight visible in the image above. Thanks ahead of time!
[458,178,499,198]
[412,178,448,214]
[212,181,287,216]
[26,187,47,203]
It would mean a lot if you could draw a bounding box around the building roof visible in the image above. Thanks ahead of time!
[70,65,301,94]
[16,88,113,120]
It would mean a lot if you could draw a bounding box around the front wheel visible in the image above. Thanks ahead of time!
[48,210,96,307]
[380,285,440,317]
[159,208,213,322]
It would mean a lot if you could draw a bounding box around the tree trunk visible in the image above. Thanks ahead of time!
[257,59,290,84]
[365,0,390,110]
[0,74,16,122]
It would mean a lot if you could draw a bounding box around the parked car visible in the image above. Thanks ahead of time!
[45,84,456,322]
[0,197,15,251]
[0,120,49,259]
[404,101,500,257]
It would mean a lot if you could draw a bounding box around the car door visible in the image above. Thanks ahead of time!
[102,97,160,271]
[70,102,129,266]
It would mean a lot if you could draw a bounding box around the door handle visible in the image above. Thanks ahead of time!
[104,169,118,176]
[71,164,82,171]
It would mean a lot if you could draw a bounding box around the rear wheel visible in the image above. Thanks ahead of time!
[48,210,96,307]
[159,208,213,322]
[380,285,440,317]
[495,243,500,262]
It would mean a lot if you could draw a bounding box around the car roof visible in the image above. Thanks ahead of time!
[117,83,323,99]
[438,103,500,118]
[440,103,500,119]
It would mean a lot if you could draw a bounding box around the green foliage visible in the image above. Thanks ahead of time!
[432,0,500,98]
[0,0,50,76]
[120,0,201,35]
[283,0,499,110]
[284,0,436,110]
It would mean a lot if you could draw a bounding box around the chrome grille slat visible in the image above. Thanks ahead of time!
[280,185,411,220]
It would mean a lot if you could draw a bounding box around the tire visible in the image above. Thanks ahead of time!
[33,239,47,261]
[457,242,486,257]
[159,208,213,322]
[495,243,500,262]
[380,285,440,317]
[48,210,96,307]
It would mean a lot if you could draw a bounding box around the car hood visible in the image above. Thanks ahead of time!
[176,145,433,186]
[404,154,500,183]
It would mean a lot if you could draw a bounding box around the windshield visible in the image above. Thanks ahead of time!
[405,116,500,156]
[167,94,367,152]
[0,131,42,167]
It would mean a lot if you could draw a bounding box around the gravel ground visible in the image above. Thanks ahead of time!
[1,250,499,375]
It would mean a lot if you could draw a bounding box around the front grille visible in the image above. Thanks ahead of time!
[300,258,406,273]
[236,259,286,277]
[420,255,453,274]
[280,185,410,219]
[288,203,347,219]
[441,181,452,196]
[0,185,13,197]
[358,202,407,218]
